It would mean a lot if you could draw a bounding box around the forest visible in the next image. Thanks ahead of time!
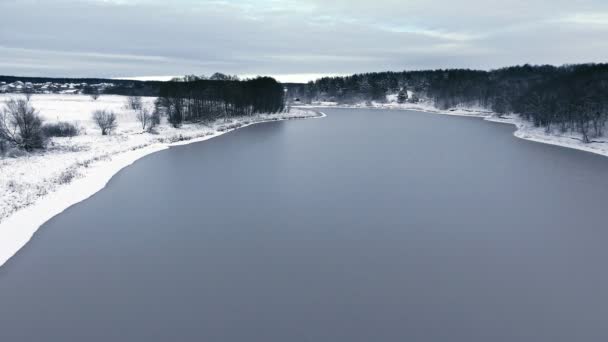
[288,64,608,143]
[156,76,285,127]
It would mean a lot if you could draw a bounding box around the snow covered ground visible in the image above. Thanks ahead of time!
[486,115,608,157]
[0,93,322,267]
[300,99,608,159]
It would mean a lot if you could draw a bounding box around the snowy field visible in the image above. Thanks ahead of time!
[300,98,608,159]
[0,94,321,267]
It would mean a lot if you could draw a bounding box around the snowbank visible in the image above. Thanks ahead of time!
[0,93,323,268]
[485,115,608,157]
[299,101,608,158]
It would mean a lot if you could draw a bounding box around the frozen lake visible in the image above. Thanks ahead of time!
[2,108,608,341]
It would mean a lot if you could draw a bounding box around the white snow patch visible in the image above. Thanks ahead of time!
[485,115,608,157]
[385,93,398,103]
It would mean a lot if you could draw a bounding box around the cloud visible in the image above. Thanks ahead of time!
[558,12,608,26]
[0,46,169,62]
[0,0,607,80]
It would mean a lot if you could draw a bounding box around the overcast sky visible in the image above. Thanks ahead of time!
[1,0,607,82]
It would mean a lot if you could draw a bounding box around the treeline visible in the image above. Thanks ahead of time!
[156,77,285,127]
[287,64,608,143]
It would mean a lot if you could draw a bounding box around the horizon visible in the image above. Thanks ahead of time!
[2,61,606,84]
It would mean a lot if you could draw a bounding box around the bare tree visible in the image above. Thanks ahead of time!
[90,90,100,101]
[92,110,117,135]
[210,72,239,81]
[126,96,143,111]
[136,108,157,132]
[0,97,46,151]
[149,110,160,132]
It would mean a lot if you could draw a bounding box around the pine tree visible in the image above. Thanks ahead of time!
[397,89,408,104]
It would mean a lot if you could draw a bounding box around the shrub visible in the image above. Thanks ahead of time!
[0,98,46,151]
[42,121,79,137]
[92,110,118,135]
[56,168,78,185]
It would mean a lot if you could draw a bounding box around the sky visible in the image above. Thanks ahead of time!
[1,0,607,82]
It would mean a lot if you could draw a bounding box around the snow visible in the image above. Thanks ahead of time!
[308,100,491,117]
[385,94,398,103]
[486,115,608,157]
[0,93,322,268]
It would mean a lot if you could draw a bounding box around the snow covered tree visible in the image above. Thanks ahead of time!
[0,98,45,150]
[397,89,408,104]
[92,110,117,135]
[136,108,152,131]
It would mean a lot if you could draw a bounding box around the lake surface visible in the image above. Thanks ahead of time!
[2,108,608,342]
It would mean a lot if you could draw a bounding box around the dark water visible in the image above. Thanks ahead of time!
[2,108,608,342]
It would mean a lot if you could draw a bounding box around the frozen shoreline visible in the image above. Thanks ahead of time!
[484,115,608,158]
[0,105,324,268]
[3,99,606,269]
[299,102,608,159]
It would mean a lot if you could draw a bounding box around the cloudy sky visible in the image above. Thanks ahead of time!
[1,0,607,82]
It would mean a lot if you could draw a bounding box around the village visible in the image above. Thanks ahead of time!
[0,80,113,95]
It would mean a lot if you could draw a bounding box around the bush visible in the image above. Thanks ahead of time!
[42,121,79,137]
[0,98,46,151]
[92,110,118,135]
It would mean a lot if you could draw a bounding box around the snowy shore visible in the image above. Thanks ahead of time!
[300,101,608,158]
[2,95,606,269]
[0,94,322,267]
